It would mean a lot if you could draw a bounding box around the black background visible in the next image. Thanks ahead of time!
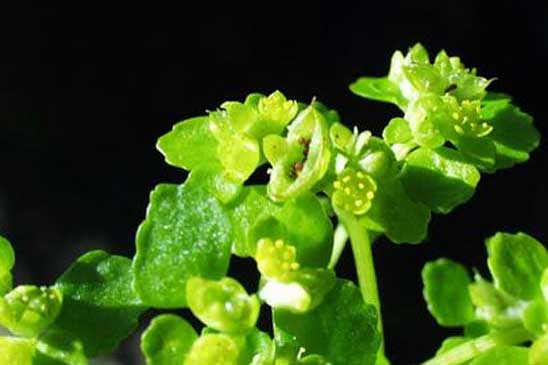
[0,2,546,364]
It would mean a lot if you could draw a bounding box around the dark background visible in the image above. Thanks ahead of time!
[1,2,546,364]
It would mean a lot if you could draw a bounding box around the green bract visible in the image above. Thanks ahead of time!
[186,276,260,334]
[0,285,62,338]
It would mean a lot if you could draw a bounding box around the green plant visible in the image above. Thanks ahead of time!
[0,44,542,364]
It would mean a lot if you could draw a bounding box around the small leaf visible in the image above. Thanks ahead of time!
[52,250,147,356]
[349,77,406,108]
[141,314,198,365]
[422,258,474,327]
[401,147,480,214]
[486,232,548,300]
[273,279,380,365]
[469,346,529,365]
[133,180,233,308]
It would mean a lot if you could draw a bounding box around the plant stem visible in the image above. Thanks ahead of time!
[337,209,388,365]
[421,328,531,365]
[328,224,348,269]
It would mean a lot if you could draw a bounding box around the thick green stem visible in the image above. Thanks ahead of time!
[338,210,388,365]
[421,328,531,365]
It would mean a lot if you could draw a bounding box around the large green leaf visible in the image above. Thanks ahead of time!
[422,258,475,327]
[401,147,480,214]
[274,279,380,365]
[133,179,233,308]
[52,250,146,356]
[486,232,548,300]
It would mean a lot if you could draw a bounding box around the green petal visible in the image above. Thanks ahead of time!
[349,77,406,108]
[141,314,198,365]
[186,277,260,333]
[486,232,548,300]
[0,336,35,365]
[422,258,475,327]
[133,180,233,308]
[401,147,480,214]
[0,285,62,337]
[267,106,331,201]
[256,90,299,136]
[273,279,380,365]
[52,250,147,356]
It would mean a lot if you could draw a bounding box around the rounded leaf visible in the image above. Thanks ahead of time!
[486,232,548,300]
[422,258,474,327]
